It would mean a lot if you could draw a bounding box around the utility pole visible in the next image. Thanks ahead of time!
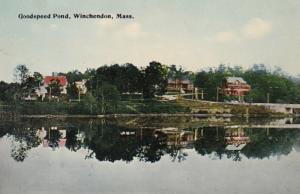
[49,86,52,102]
[194,87,198,100]
[216,87,220,102]
[267,86,278,103]
[101,90,104,114]
[78,89,81,102]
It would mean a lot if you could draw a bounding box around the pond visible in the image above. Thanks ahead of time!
[1,117,300,194]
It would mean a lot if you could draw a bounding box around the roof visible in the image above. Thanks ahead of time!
[225,77,247,84]
[44,76,68,86]
[168,79,193,84]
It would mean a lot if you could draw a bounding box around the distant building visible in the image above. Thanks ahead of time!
[75,79,87,94]
[222,77,251,97]
[43,75,68,94]
[167,79,194,93]
[35,86,48,100]
[34,74,68,100]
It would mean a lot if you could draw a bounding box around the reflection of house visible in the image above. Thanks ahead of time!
[222,77,251,97]
[36,127,47,139]
[224,128,250,150]
[153,127,195,148]
[167,79,194,93]
[120,131,136,136]
[75,79,87,94]
[36,127,67,148]
[76,131,86,143]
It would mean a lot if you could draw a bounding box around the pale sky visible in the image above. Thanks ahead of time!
[1,0,300,82]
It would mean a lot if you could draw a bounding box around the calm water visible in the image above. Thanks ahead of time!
[1,117,300,194]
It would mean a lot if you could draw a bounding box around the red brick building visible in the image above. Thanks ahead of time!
[222,77,251,97]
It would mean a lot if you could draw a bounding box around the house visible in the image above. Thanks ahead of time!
[43,75,68,94]
[34,74,68,100]
[167,79,194,93]
[35,86,48,100]
[153,127,195,148]
[75,79,87,94]
[222,77,251,97]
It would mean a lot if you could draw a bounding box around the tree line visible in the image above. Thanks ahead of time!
[1,62,300,106]
[195,64,300,103]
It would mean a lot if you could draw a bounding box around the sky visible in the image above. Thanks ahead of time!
[0,0,300,82]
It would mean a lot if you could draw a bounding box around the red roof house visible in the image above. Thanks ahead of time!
[43,76,68,86]
[222,77,251,97]
[43,76,68,94]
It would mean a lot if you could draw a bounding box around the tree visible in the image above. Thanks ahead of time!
[67,82,79,99]
[94,63,143,94]
[84,68,97,91]
[167,65,189,81]
[82,92,98,114]
[46,79,62,98]
[14,64,29,85]
[143,61,168,98]
[123,63,143,93]
[33,72,43,87]
[0,81,9,101]
[4,83,22,102]
[66,70,84,84]
[95,84,120,113]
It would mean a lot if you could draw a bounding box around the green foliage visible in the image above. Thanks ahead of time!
[82,92,98,114]
[14,64,29,84]
[0,81,10,101]
[93,63,143,94]
[143,61,168,98]
[194,64,300,103]
[95,84,121,113]
[168,64,194,81]
[67,82,78,99]
[46,79,62,97]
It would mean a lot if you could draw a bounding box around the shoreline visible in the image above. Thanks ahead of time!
[19,113,294,119]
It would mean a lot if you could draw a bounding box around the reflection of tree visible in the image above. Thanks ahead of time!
[65,129,85,152]
[8,127,41,162]
[44,130,61,150]
[4,119,300,163]
[11,141,28,162]
[0,128,8,138]
[88,124,139,162]
[136,135,168,163]
[194,128,300,161]
[224,150,242,161]
[194,127,226,160]
[242,129,299,159]
[167,148,188,162]
[194,138,226,160]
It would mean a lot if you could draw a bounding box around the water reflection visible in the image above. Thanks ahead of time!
[1,119,300,163]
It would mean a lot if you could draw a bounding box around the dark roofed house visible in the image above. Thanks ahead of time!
[222,77,251,99]
[167,79,194,93]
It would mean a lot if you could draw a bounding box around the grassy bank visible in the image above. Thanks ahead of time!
[1,99,287,117]
[5,100,190,115]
